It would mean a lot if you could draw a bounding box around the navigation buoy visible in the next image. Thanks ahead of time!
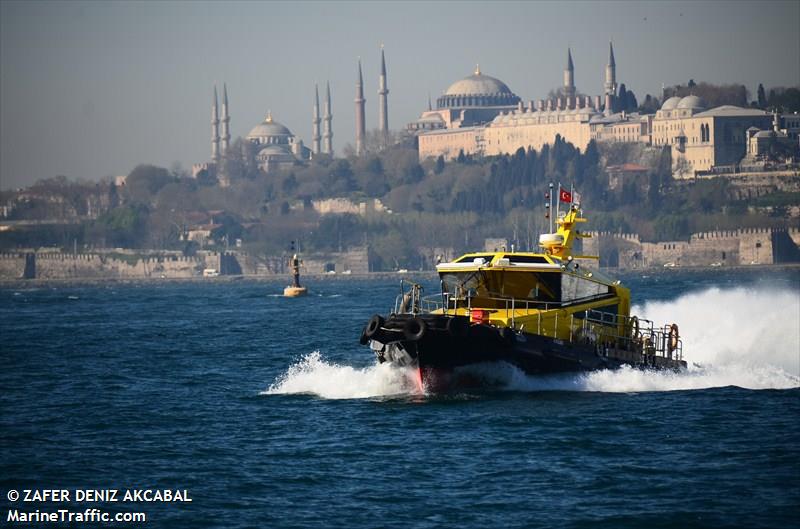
[283,253,307,297]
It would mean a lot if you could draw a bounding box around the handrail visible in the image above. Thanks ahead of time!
[394,288,683,362]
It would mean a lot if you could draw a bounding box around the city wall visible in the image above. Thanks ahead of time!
[582,227,800,269]
[0,247,371,280]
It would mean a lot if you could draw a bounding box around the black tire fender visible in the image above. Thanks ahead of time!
[365,314,385,339]
[359,326,369,345]
[499,326,515,346]
[446,317,469,338]
[403,317,427,341]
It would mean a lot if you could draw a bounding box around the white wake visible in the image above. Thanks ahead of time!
[264,286,800,398]
[263,351,420,399]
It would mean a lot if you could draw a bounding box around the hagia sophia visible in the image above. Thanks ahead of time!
[194,43,796,183]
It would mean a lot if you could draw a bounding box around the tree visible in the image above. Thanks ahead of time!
[757,83,767,107]
[766,86,800,112]
[617,84,627,113]
[124,165,174,206]
[281,173,298,195]
[434,155,445,175]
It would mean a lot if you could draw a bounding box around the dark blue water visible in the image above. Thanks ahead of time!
[2,270,799,528]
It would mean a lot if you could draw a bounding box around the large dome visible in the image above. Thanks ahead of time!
[247,112,293,144]
[661,96,682,110]
[445,70,514,96]
[437,66,520,110]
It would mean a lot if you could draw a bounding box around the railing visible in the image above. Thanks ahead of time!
[392,285,683,362]
[580,309,683,361]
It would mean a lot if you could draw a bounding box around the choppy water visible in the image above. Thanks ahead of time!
[1,269,799,528]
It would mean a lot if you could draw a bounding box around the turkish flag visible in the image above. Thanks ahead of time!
[559,188,572,203]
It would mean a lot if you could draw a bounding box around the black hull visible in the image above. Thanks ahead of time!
[362,314,686,388]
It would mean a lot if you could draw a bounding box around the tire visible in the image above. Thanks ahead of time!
[499,326,515,346]
[403,317,427,341]
[446,317,469,338]
[365,314,385,339]
[359,326,369,345]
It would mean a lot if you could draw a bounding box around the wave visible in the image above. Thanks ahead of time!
[263,351,419,399]
[264,286,800,398]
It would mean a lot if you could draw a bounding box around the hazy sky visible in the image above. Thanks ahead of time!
[1,0,798,189]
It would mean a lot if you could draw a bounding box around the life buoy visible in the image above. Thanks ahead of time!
[365,314,385,339]
[403,317,427,341]
[668,323,679,353]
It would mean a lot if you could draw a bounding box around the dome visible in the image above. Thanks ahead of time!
[437,66,520,110]
[661,96,682,110]
[677,95,706,110]
[247,112,292,141]
[445,70,514,96]
[258,145,292,155]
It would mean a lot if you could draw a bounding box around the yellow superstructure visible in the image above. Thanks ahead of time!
[432,205,634,347]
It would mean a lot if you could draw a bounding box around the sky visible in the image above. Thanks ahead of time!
[1,0,798,190]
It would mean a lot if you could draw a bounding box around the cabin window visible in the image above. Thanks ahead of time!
[561,273,610,303]
[453,254,495,263]
[440,271,561,306]
[506,255,550,264]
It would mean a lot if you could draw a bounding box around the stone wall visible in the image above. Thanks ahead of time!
[33,253,205,279]
[0,253,26,279]
[584,228,800,269]
[302,246,369,274]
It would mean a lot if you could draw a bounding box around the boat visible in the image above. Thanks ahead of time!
[359,198,686,389]
[283,253,308,297]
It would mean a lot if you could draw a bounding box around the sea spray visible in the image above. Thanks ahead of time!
[264,351,418,399]
[634,285,800,376]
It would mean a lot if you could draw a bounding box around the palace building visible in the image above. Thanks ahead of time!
[413,43,779,177]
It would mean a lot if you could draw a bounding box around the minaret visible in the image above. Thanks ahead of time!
[355,59,366,156]
[378,46,389,135]
[211,85,220,163]
[221,83,231,156]
[604,41,617,97]
[312,84,322,155]
[427,93,432,111]
[323,82,333,155]
[564,48,575,101]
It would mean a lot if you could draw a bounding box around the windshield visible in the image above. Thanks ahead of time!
[440,271,561,304]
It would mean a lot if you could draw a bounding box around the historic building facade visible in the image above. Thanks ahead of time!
[415,44,620,160]
[651,97,772,176]
[414,43,783,177]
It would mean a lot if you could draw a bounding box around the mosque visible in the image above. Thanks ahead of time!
[193,47,390,183]
[192,82,326,183]
[193,43,785,183]
[412,43,776,177]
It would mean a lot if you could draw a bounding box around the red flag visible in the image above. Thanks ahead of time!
[559,187,572,203]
